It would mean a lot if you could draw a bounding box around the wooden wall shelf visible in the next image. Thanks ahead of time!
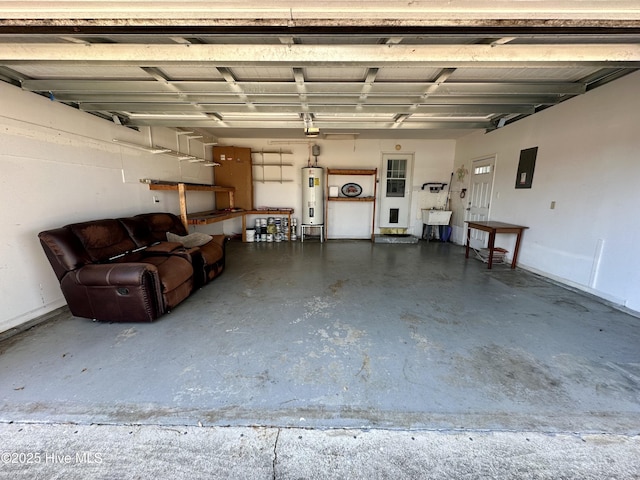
[149,182,234,194]
[325,168,377,241]
[327,169,377,176]
[252,149,294,183]
[147,181,235,229]
[329,196,375,202]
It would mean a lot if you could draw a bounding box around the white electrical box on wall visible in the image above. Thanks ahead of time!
[301,167,324,225]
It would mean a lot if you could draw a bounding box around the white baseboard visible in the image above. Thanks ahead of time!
[517,263,639,318]
[0,299,67,338]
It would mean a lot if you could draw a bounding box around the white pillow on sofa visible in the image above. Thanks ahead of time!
[166,231,212,248]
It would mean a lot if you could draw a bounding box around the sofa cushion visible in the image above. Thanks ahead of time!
[144,242,184,254]
[118,216,152,248]
[68,219,137,263]
[140,255,193,294]
[166,231,213,248]
[136,213,188,243]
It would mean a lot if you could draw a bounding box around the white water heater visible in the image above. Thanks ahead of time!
[301,167,324,225]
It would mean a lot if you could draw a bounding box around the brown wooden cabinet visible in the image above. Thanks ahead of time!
[212,146,254,210]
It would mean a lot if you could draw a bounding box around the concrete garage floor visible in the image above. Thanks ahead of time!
[1,240,639,478]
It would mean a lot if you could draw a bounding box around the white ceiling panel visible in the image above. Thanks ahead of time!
[376,67,443,82]
[10,65,151,79]
[159,66,225,80]
[303,67,371,81]
[315,112,395,120]
[229,66,295,81]
[221,113,301,120]
[448,67,602,82]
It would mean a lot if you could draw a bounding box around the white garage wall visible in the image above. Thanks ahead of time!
[214,138,456,239]
[0,82,215,333]
[451,71,640,313]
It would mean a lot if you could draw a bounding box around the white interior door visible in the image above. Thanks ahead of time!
[466,156,496,249]
[379,153,413,229]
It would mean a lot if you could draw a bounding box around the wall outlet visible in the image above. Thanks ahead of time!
[153,195,160,204]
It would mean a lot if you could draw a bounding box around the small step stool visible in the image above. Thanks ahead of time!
[300,224,324,243]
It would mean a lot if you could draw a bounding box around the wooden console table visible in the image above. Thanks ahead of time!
[465,220,528,269]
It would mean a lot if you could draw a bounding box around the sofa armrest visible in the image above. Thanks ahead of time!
[210,234,228,248]
[60,262,166,322]
[72,263,159,287]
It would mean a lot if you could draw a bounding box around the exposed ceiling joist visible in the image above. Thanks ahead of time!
[76,103,535,115]
[126,118,495,129]
[2,43,639,67]
[20,80,588,96]
[49,93,567,106]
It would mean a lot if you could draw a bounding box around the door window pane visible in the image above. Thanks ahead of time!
[474,165,492,175]
[386,159,407,197]
[386,179,405,197]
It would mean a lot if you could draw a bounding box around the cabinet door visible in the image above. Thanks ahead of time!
[213,146,254,210]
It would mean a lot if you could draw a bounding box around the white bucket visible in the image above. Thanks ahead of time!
[245,229,255,242]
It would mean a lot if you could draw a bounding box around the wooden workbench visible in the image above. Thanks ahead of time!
[147,181,293,241]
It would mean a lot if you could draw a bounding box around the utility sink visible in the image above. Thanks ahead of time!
[422,209,452,225]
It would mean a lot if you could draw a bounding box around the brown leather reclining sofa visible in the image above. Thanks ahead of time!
[38,212,227,323]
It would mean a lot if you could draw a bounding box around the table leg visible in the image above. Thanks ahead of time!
[242,214,247,242]
[465,225,471,258]
[511,229,523,269]
[487,230,496,269]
